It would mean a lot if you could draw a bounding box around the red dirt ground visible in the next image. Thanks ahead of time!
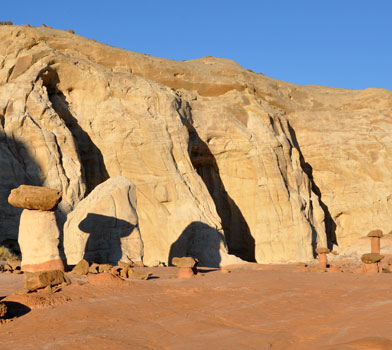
[0,263,391,350]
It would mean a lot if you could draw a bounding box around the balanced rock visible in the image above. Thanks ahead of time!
[24,270,70,292]
[64,177,143,265]
[8,185,61,211]
[18,209,64,272]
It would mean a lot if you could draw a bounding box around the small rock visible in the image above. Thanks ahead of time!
[119,268,129,279]
[6,258,21,271]
[221,268,231,274]
[110,266,121,276]
[72,259,89,275]
[88,263,99,274]
[118,261,133,269]
[172,257,198,268]
[127,270,151,280]
[98,264,113,273]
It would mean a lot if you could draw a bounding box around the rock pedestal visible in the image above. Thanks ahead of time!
[367,230,383,254]
[18,209,64,272]
[316,247,330,269]
[8,185,64,272]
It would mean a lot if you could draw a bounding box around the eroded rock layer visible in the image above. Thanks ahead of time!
[0,25,389,265]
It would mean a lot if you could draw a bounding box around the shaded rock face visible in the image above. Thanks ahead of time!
[0,26,389,265]
[64,177,143,265]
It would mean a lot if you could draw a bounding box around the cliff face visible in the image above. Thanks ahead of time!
[0,26,390,265]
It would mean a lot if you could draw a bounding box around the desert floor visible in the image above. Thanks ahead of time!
[0,263,391,350]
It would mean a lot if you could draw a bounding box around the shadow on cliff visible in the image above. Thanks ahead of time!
[184,123,256,262]
[41,67,109,195]
[168,222,224,268]
[287,122,338,250]
[79,213,135,265]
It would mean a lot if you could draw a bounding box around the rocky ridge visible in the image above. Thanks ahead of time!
[0,25,391,266]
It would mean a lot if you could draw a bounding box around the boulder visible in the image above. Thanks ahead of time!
[18,209,64,272]
[8,185,62,211]
[64,177,143,265]
[72,259,89,275]
[24,270,70,292]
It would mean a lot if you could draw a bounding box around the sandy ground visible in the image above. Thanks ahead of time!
[0,263,391,350]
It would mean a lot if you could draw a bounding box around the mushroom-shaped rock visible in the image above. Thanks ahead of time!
[361,253,384,274]
[8,185,62,211]
[367,230,383,254]
[8,185,64,272]
[172,257,199,279]
[315,247,330,269]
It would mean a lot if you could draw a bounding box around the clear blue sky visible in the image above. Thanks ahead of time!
[3,1,392,90]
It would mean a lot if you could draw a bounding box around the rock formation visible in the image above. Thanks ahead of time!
[8,185,64,272]
[0,25,391,266]
[64,176,143,265]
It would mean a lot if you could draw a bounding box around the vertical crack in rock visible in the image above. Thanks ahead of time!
[287,121,338,249]
[41,67,109,195]
[176,99,256,262]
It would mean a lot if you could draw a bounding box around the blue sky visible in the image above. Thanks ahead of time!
[3,1,392,90]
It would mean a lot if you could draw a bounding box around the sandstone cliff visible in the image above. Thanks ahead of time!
[0,25,390,265]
